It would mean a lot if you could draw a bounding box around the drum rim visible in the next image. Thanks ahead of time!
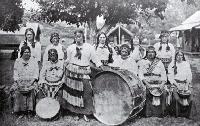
[36,97,60,119]
[92,69,142,125]
[177,90,191,98]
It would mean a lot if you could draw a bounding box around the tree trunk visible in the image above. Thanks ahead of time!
[88,19,97,45]
[87,18,114,45]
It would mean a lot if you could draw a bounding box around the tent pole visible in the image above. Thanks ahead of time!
[119,24,121,44]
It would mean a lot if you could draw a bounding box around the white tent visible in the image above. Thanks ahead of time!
[169,11,200,31]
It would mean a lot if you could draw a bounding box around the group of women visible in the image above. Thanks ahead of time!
[10,28,193,122]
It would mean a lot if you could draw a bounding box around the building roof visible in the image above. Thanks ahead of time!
[0,22,42,35]
[182,11,200,24]
[169,11,200,31]
[106,24,134,37]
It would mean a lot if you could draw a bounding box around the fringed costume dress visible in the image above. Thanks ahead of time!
[63,43,101,115]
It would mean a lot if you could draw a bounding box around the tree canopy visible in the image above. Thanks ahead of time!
[34,0,170,43]
[36,0,168,26]
[0,0,24,32]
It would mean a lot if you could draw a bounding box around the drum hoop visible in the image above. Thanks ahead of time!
[93,69,144,125]
[177,90,191,96]
[36,97,60,119]
[94,69,135,96]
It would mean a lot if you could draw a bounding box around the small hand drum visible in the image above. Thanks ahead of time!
[36,97,60,120]
[18,85,34,94]
[149,87,163,97]
[177,90,191,99]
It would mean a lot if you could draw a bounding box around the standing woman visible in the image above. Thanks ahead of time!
[154,30,176,109]
[10,45,39,117]
[130,36,146,62]
[153,30,175,74]
[18,28,41,65]
[168,51,193,118]
[63,30,102,121]
[95,32,115,66]
[43,33,65,65]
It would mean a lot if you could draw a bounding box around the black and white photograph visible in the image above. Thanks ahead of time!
[0,0,200,125]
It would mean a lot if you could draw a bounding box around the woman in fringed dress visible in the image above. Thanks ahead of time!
[62,30,102,121]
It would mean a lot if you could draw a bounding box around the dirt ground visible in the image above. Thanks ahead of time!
[0,54,200,126]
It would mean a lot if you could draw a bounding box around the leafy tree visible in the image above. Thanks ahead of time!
[35,0,169,43]
[0,0,24,32]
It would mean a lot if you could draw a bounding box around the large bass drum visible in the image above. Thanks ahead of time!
[92,69,146,125]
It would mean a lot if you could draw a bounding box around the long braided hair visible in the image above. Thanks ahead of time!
[158,31,170,52]
[24,28,36,48]
[96,32,112,52]
[96,32,113,63]
[158,40,170,52]
[173,51,186,75]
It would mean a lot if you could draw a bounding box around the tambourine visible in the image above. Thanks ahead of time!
[36,97,60,120]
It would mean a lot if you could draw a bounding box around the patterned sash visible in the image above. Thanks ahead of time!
[146,59,160,74]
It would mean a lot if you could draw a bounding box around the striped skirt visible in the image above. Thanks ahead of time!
[62,64,94,115]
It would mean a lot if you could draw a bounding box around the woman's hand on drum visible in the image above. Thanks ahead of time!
[99,65,112,71]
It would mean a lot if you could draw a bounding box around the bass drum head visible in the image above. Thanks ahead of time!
[92,71,133,125]
[36,97,60,119]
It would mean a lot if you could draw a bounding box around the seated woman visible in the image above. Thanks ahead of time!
[138,46,167,117]
[109,43,138,76]
[168,51,193,118]
[10,45,39,117]
[38,49,64,101]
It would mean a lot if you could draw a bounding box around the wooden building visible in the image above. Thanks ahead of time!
[0,22,42,50]
[170,11,200,52]
[106,23,134,46]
